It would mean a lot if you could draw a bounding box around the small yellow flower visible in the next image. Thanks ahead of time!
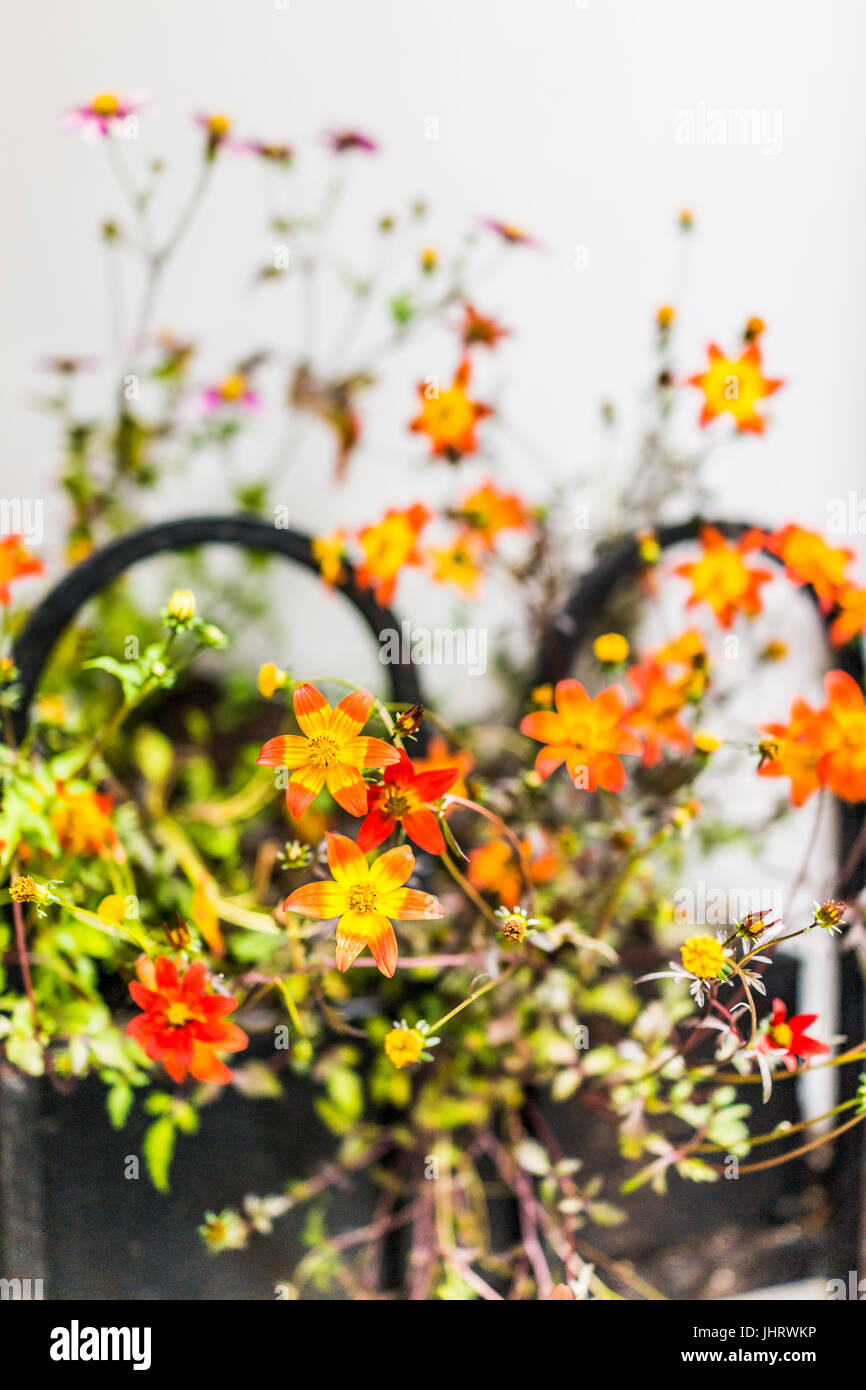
[420,246,438,273]
[657,304,675,329]
[679,209,694,231]
[637,530,661,564]
[207,113,231,138]
[97,894,127,924]
[384,1026,425,1070]
[257,662,287,699]
[680,934,725,980]
[693,730,721,754]
[531,683,554,708]
[745,315,766,341]
[593,633,630,664]
[36,694,67,724]
[10,876,39,904]
[167,588,197,623]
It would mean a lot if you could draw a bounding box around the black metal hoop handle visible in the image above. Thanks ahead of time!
[8,514,426,744]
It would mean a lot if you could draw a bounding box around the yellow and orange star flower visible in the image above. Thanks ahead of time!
[688,341,783,434]
[410,358,492,461]
[283,831,443,977]
[454,479,533,550]
[256,683,400,819]
[626,661,693,766]
[766,525,853,609]
[653,628,710,700]
[356,503,431,605]
[675,526,772,629]
[0,535,43,605]
[430,535,485,597]
[519,679,643,792]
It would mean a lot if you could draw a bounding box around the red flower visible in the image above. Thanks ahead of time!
[126,956,248,1085]
[357,749,458,854]
[756,998,830,1072]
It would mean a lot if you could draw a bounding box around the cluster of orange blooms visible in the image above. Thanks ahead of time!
[313,479,536,604]
[675,523,866,647]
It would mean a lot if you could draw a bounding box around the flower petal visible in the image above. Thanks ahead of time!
[340,736,402,769]
[369,843,414,892]
[293,682,332,737]
[329,687,374,741]
[286,765,326,818]
[519,711,567,744]
[325,831,369,885]
[256,735,310,769]
[356,805,396,851]
[283,879,348,918]
[379,886,443,920]
[326,764,370,817]
[402,806,446,854]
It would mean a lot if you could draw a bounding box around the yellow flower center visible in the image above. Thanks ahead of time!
[347,883,379,914]
[165,1001,193,1028]
[383,790,411,817]
[91,92,120,115]
[219,372,247,401]
[308,732,341,767]
[769,1022,793,1049]
[384,1027,424,1069]
[208,113,231,137]
[680,935,725,980]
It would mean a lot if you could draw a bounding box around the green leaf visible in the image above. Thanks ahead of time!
[106,1083,134,1131]
[143,1115,176,1192]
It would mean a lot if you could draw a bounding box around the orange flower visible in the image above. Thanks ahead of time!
[626,662,692,766]
[356,503,431,605]
[430,535,485,597]
[675,526,772,628]
[818,670,866,802]
[688,341,783,434]
[0,535,43,605]
[126,956,247,1085]
[454,479,533,550]
[758,696,831,807]
[410,358,492,460]
[519,679,643,792]
[653,628,710,699]
[283,831,443,977]
[766,525,853,609]
[256,683,400,819]
[468,831,558,910]
[830,586,866,646]
[460,303,509,349]
[51,784,124,861]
